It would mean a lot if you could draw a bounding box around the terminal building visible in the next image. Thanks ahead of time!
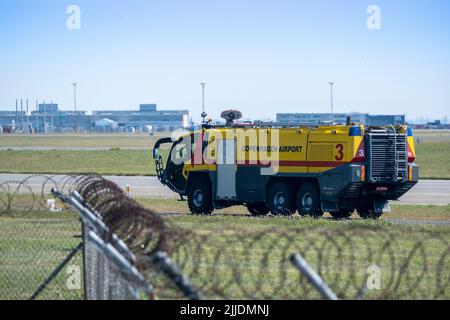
[92,104,189,132]
[276,113,406,126]
[0,103,189,133]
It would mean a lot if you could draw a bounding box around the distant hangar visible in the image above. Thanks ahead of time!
[0,103,189,133]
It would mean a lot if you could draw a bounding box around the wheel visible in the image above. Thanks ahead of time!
[267,182,296,215]
[247,202,270,216]
[357,201,382,219]
[297,183,323,218]
[187,178,214,215]
[330,210,353,219]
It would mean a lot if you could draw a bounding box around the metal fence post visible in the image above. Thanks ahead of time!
[290,253,338,300]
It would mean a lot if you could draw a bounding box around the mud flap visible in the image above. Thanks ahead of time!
[374,200,391,213]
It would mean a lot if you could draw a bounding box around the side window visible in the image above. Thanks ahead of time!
[175,143,187,159]
[171,138,190,165]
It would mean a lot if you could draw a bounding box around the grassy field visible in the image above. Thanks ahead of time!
[0,130,447,148]
[415,130,450,143]
[414,141,450,179]
[389,204,450,221]
[0,133,163,149]
[136,198,450,221]
[1,207,448,300]
[413,131,450,179]
[0,149,155,176]
[0,131,449,177]
[0,210,83,300]
[162,215,450,299]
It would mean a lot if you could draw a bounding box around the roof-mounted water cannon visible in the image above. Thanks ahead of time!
[221,109,242,127]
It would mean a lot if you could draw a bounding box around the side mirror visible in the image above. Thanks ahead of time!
[153,137,172,159]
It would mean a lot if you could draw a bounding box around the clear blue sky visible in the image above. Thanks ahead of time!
[0,0,449,122]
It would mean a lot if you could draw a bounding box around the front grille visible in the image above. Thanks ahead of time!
[367,132,408,182]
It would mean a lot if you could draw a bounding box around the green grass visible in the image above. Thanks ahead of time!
[153,215,450,299]
[0,133,449,178]
[1,207,448,300]
[415,131,450,143]
[136,198,450,221]
[0,210,83,300]
[0,149,155,176]
[390,204,450,221]
[137,199,450,297]
[0,133,165,149]
[414,141,450,179]
[138,199,450,299]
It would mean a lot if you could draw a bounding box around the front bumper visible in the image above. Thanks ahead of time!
[319,163,419,203]
[363,163,419,200]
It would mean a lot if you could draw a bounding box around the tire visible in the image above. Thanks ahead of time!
[357,201,382,219]
[267,182,296,215]
[187,178,214,215]
[297,183,323,218]
[330,210,353,219]
[247,202,270,216]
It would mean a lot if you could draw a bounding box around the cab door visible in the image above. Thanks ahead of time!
[216,138,237,200]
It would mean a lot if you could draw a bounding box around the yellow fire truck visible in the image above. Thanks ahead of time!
[153,110,419,219]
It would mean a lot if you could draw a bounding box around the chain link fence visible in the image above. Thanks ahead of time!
[0,176,84,300]
[0,175,449,300]
[83,225,147,300]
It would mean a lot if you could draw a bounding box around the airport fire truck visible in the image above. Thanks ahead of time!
[153,110,419,219]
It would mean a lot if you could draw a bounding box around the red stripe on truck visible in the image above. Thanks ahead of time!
[237,160,347,167]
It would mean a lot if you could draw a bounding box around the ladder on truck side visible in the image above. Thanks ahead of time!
[367,127,407,182]
[388,126,408,182]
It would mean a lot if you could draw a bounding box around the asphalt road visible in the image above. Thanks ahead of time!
[0,173,448,225]
[0,173,176,199]
[0,173,449,205]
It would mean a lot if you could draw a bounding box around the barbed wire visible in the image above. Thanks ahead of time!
[1,175,449,299]
[167,225,449,299]
[0,174,102,215]
[70,176,449,299]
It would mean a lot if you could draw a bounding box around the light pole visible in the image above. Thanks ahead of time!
[73,83,77,131]
[26,99,29,133]
[15,99,18,130]
[20,99,23,131]
[43,100,46,134]
[73,83,77,112]
[200,82,207,122]
[51,100,54,133]
[35,100,38,134]
[329,82,334,122]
